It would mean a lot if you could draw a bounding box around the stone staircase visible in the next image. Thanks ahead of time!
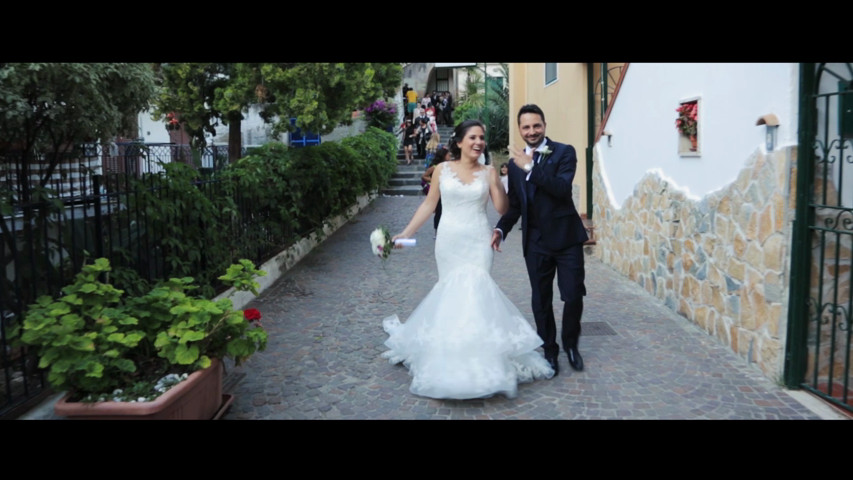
[381,124,454,196]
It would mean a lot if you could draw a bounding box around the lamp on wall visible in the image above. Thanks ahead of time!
[756,114,780,152]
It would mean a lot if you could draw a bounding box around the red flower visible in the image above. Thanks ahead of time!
[243,308,262,322]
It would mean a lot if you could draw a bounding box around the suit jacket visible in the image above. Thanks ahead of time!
[496,137,589,256]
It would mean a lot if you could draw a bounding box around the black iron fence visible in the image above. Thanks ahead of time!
[0,143,261,418]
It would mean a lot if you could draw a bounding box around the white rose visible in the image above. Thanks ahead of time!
[370,229,386,256]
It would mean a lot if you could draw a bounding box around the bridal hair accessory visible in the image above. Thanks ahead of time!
[370,226,394,260]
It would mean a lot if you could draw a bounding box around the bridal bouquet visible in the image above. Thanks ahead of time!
[370,226,394,260]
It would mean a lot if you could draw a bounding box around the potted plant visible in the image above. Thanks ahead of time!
[12,257,268,420]
[675,101,699,150]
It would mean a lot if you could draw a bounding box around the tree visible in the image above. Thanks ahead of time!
[454,63,509,153]
[153,63,247,162]
[154,63,403,163]
[0,63,157,202]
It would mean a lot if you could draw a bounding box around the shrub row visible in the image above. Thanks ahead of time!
[112,126,398,297]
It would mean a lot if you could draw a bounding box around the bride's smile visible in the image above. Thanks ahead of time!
[458,126,486,162]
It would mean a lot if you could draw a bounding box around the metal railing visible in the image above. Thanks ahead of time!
[0,143,256,417]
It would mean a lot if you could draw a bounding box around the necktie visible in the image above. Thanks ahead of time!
[532,150,540,165]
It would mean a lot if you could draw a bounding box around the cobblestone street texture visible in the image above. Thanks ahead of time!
[218,195,838,420]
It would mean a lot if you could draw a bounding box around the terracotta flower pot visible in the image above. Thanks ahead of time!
[689,134,698,151]
[54,358,227,420]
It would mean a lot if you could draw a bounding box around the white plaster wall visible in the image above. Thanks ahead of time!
[137,104,366,148]
[597,63,799,208]
[137,105,289,147]
[137,109,171,143]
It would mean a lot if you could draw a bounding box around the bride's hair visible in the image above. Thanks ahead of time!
[449,119,486,160]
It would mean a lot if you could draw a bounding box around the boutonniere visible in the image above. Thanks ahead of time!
[539,146,552,158]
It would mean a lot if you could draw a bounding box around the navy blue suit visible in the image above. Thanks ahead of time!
[496,137,588,359]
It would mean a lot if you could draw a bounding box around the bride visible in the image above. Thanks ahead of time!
[382,119,555,400]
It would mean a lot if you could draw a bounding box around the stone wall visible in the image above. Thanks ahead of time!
[591,146,797,381]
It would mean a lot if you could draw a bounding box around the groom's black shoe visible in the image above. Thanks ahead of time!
[545,355,559,376]
[566,346,584,371]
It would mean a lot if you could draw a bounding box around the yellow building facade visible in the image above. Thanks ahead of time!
[508,63,624,218]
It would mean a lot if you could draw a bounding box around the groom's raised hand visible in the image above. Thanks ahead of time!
[508,145,534,171]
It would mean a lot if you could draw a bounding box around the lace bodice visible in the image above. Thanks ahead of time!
[439,163,490,217]
[434,163,493,279]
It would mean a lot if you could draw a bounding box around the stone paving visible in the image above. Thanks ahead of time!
[219,195,837,420]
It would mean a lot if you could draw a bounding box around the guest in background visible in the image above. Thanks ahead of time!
[435,93,445,125]
[402,83,412,118]
[425,131,441,167]
[442,92,454,125]
[416,117,431,160]
[406,87,418,119]
[396,118,416,165]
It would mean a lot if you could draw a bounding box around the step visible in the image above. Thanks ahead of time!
[395,163,427,171]
[392,172,423,180]
[388,178,422,187]
[381,185,424,196]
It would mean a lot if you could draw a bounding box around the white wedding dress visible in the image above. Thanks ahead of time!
[382,164,554,399]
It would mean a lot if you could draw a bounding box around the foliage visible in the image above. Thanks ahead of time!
[14,257,268,401]
[0,63,156,202]
[364,99,398,131]
[223,127,398,238]
[153,63,236,152]
[217,142,300,251]
[341,126,399,192]
[454,63,510,153]
[120,162,235,297]
[675,101,698,136]
[5,128,397,401]
[153,63,403,161]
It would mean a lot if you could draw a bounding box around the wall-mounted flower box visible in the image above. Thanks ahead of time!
[676,97,701,156]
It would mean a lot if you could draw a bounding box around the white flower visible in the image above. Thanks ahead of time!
[370,227,392,259]
[540,146,552,157]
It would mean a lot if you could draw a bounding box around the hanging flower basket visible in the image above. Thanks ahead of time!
[675,102,698,137]
[165,112,181,131]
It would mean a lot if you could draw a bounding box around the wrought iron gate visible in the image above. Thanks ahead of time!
[787,63,853,414]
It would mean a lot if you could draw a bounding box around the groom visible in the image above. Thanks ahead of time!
[491,104,589,376]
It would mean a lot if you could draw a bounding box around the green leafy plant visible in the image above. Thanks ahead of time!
[454,63,509,152]
[16,257,268,402]
[119,161,235,296]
